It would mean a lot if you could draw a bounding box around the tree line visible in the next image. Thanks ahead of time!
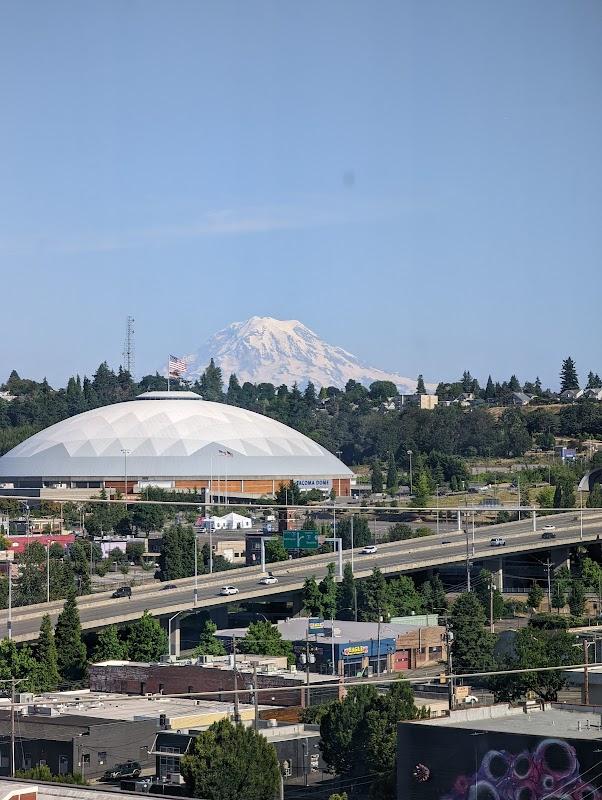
[2,360,602,467]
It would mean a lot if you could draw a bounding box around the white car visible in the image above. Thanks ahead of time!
[219,586,239,596]
[543,525,556,532]
[490,537,506,547]
[361,545,377,554]
[259,575,278,585]
[464,695,479,705]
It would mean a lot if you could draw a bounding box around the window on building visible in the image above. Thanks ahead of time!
[81,753,90,766]
[38,759,47,767]
[159,683,165,693]
[59,755,69,774]
[188,685,194,694]
[98,752,107,765]
[23,754,32,770]
[281,760,292,778]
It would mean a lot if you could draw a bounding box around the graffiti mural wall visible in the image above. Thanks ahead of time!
[398,724,602,800]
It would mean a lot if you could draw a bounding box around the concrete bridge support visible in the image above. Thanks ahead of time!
[551,546,571,573]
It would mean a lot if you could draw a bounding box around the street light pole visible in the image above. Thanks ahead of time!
[194,533,198,607]
[436,485,440,536]
[121,448,131,507]
[407,450,413,495]
[350,516,354,575]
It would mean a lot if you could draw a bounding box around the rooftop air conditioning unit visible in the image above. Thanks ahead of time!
[267,718,278,728]
[16,693,34,704]
[167,773,185,785]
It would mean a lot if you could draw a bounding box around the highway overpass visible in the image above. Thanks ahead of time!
[1,510,601,645]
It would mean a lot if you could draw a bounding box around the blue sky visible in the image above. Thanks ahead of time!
[1,0,600,389]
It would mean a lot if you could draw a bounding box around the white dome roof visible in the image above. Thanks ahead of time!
[0,391,351,480]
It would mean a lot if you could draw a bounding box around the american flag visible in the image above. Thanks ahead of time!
[218,448,233,457]
[168,354,187,378]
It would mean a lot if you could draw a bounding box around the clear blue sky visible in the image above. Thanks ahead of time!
[1,0,600,389]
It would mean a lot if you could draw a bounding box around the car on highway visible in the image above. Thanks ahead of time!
[541,531,556,540]
[361,545,377,554]
[111,586,132,599]
[441,539,452,545]
[543,525,556,532]
[103,761,141,781]
[490,537,506,547]
[259,574,278,585]
[162,583,178,590]
[219,585,239,596]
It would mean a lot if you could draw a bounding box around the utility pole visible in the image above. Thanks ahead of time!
[584,639,591,705]
[350,516,354,575]
[305,628,311,708]
[7,563,12,640]
[10,678,15,777]
[46,543,50,603]
[193,533,198,607]
[232,636,240,722]
[252,664,259,730]
[376,613,382,677]
[445,623,454,711]
[465,529,471,592]
[489,576,494,634]
[546,560,552,612]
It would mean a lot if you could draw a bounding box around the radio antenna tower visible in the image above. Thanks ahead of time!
[122,315,135,378]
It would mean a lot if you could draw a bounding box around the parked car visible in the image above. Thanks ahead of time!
[463,695,479,705]
[103,760,141,780]
[259,574,278,585]
[541,531,556,540]
[361,545,377,554]
[219,585,239,596]
[543,525,556,532]
[111,586,132,599]
[490,537,506,547]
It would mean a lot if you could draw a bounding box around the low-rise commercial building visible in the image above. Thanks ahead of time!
[397,703,602,800]
[217,617,447,677]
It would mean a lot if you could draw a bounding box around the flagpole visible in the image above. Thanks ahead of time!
[167,357,170,392]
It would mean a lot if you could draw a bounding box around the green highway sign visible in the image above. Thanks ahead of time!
[283,530,319,550]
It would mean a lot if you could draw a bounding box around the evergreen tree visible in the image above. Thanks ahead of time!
[474,570,504,623]
[302,576,323,616]
[199,359,224,401]
[449,592,495,674]
[569,580,586,617]
[527,583,545,610]
[55,591,88,684]
[412,471,431,508]
[337,515,371,550]
[193,620,227,657]
[337,563,356,620]
[319,564,338,619]
[416,375,426,395]
[586,372,602,389]
[385,452,398,493]
[587,484,602,508]
[484,375,496,400]
[421,575,447,612]
[125,611,168,661]
[370,461,383,494]
[35,614,60,691]
[226,374,241,405]
[358,568,389,622]
[560,357,579,392]
[553,483,563,509]
[92,625,127,662]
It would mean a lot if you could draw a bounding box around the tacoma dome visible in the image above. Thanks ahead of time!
[0,391,352,500]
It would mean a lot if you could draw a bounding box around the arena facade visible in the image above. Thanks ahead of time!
[0,391,352,500]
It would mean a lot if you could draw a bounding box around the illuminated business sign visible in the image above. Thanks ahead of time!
[342,645,369,657]
[294,479,332,492]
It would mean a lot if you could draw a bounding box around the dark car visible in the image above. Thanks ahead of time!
[162,583,177,590]
[112,586,132,599]
[103,760,141,780]
[541,531,557,540]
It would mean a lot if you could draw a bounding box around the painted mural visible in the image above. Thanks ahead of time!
[440,738,597,800]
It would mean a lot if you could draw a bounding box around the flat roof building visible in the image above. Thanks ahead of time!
[397,703,602,800]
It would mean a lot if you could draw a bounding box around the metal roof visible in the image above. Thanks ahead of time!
[0,392,351,480]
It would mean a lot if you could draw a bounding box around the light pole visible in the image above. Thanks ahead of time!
[580,489,584,541]
[407,450,413,495]
[436,485,440,536]
[121,448,131,507]
[194,532,198,606]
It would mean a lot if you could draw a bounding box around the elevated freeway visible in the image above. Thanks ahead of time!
[2,510,601,643]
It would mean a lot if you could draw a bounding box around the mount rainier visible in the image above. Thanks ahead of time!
[183,317,417,392]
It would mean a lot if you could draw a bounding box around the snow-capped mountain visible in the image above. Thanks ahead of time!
[183,317,418,391]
